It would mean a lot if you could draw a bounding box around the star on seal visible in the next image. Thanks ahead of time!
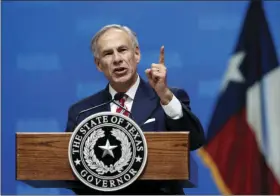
[98,139,118,158]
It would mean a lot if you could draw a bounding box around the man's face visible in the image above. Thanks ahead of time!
[95,28,140,86]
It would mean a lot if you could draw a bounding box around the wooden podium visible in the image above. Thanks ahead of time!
[16,132,197,188]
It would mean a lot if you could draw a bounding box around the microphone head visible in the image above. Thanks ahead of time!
[114,92,125,101]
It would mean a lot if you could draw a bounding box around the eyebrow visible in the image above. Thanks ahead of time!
[101,45,128,54]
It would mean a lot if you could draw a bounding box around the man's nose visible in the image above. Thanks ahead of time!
[113,52,123,65]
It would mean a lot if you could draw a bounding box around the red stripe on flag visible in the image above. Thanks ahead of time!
[198,108,280,194]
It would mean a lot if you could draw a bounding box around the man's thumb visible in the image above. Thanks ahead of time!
[145,69,151,79]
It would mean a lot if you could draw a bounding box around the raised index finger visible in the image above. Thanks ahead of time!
[159,45,165,65]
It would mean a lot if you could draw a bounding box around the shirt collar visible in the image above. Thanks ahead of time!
[109,74,140,101]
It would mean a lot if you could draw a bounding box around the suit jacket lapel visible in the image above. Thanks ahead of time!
[131,78,159,126]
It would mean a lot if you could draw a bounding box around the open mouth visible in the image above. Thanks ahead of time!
[114,67,127,75]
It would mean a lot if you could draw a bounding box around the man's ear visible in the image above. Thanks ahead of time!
[135,46,141,64]
[94,57,102,72]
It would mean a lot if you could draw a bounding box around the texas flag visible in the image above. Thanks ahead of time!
[198,0,280,194]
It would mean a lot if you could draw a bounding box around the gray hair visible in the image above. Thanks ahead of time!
[90,24,139,58]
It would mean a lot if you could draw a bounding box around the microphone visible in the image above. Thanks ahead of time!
[114,92,126,102]
[74,92,135,129]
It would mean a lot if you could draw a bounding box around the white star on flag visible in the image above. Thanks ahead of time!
[220,51,246,92]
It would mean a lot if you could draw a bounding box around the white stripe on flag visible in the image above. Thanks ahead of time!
[263,67,280,184]
[247,66,280,185]
[247,81,264,154]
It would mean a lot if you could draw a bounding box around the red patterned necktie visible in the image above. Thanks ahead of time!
[116,94,130,117]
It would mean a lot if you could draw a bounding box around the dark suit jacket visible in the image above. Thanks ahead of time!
[65,77,205,195]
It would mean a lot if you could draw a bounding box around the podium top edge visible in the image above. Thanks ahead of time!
[16,132,73,134]
[16,131,190,134]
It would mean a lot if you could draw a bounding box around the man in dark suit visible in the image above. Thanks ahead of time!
[65,24,205,195]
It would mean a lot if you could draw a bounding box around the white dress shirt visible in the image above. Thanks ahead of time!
[109,75,183,120]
